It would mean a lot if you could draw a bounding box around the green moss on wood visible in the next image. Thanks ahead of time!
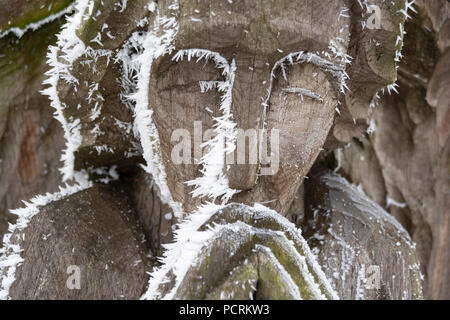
[0,19,63,80]
[0,0,73,33]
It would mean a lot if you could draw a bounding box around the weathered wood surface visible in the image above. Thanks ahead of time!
[302,168,423,300]
[7,183,152,300]
[336,0,450,299]
[0,19,67,251]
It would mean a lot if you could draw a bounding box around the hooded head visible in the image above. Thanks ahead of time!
[49,0,408,216]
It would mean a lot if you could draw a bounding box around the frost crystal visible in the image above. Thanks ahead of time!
[41,0,94,182]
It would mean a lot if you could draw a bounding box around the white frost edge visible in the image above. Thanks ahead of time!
[0,4,75,39]
[252,227,327,300]
[131,1,184,219]
[114,30,148,157]
[173,49,239,203]
[141,202,223,300]
[0,178,92,300]
[255,244,302,300]
[41,0,94,182]
[251,203,340,300]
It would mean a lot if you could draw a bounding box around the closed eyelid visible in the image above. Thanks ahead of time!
[282,87,324,103]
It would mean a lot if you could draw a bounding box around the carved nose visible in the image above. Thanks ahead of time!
[226,55,272,191]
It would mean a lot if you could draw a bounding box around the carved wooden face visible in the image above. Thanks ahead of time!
[43,0,407,216]
[50,0,406,215]
[149,0,350,213]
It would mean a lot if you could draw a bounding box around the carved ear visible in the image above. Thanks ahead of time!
[329,0,409,145]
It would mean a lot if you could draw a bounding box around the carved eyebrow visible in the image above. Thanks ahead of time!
[172,49,233,94]
[172,49,233,79]
[282,87,324,103]
[272,51,349,94]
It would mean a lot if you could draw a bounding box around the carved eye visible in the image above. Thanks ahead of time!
[270,51,347,106]
[281,87,324,103]
[264,53,341,167]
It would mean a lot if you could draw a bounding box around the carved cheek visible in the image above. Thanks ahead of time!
[266,63,337,173]
[149,55,225,211]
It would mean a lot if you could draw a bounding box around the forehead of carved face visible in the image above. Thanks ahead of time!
[149,0,351,212]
